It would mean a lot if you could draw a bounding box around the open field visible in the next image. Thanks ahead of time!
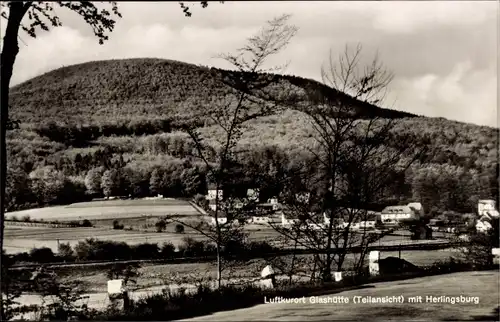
[47,248,461,293]
[4,220,448,255]
[183,270,500,321]
[5,198,200,222]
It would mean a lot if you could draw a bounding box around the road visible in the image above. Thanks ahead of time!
[181,271,500,321]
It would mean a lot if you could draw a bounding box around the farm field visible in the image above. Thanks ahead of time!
[3,221,448,255]
[49,248,462,293]
[3,198,451,255]
[5,198,200,222]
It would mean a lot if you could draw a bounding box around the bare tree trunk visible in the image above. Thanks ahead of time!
[216,243,222,288]
[288,236,299,285]
[1,3,28,319]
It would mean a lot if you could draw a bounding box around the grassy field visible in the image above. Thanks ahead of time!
[182,271,500,321]
[5,198,200,222]
[3,198,451,255]
[3,220,446,255]
[50,248,461,293]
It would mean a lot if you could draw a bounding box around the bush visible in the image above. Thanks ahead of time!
[132,243,160,260]
[246,241,276,257]
[160,242,176,259]
[58,242,74,261]
[175,224,185,234]
[29,247,55,263]
[178,237,206,257]
[155,220,166,233]
[112,220,124,230]
[21,215,31,222]
[81,219,93,227]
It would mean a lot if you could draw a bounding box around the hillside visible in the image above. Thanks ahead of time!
[9,58,415,125]
[5,58,499,216]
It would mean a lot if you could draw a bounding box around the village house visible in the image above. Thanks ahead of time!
[475,200,499,233]
[206,184,223,202]
[323,209,380,230]
[280,211,301,227]
[380,203,421,225]
[478,199,499,217]
[208,215,228,226]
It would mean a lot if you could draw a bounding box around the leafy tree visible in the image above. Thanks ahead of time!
[29,166,67,205]
[58,242,74,261]
[5,166,32,211]
[84,167,105,196]
[101,168,120,197]
[181,166,206,196]
[149,168,165,196]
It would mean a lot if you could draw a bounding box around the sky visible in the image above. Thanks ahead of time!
[2,1,498,127]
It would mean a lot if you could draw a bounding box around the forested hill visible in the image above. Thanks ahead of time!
[5,58,499,216]
[9,58,415,125]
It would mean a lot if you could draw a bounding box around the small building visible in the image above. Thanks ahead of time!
[476,215,493,233]
[208,199,218,211]
[380,204,420,225]
[281,212,300,227]
[295,192,310,204]
[209,216,228,226]
[249,216,272,225]
[247,188,260,202]
[206,187,223,201]
[478,199,497,215]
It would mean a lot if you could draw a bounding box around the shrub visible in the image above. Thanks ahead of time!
[21,215,31,222]
[112,220,124,230]
[58,242,74,261]
[175,224,185,234]
[29,247,55,263]
[178,237,206,257]
[155,219,166,233]
[160,242,176,259]
[246,241,276,257]
[132,243,160,260]
[81,219,93,227]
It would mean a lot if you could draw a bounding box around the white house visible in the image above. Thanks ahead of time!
[247,188,260,202]
[268,198,280,211]
[295,192,310,204]
[249,216,271,225]
[475,200,499,233]
[281,213,300,227]
[380,204,420,225]
[208,199,218,211]
[476,215,493,233]
[208,216,228,226]
[207,188,223,201]
[478,199,499,218]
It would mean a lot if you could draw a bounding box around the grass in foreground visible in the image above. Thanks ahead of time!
[89,262,498,321]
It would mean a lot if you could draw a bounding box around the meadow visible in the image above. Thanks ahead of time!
[49,248,461,293]
[3,197,451,255]
[5,198,199,222]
